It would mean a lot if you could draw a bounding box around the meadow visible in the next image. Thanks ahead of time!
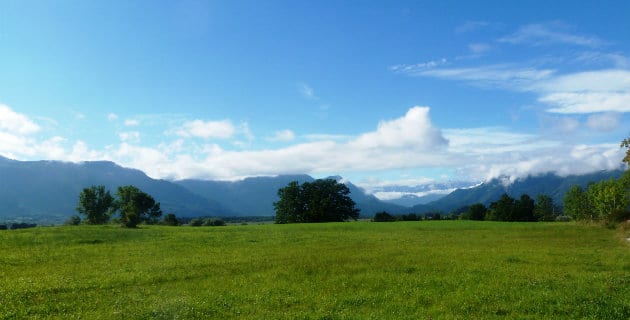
[1,221,629,319]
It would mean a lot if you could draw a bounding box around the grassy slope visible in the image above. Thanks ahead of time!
[1,221,629,319]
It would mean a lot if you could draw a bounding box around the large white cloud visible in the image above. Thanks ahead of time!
[0,103,625,189]
[0,104,40,134]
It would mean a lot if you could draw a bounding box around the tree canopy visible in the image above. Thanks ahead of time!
[116,185,163,228]
[76,185,162,227]
[274,179,360,223]
[76,185,114,224]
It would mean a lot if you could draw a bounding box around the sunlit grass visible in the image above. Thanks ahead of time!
[1,221,629,319]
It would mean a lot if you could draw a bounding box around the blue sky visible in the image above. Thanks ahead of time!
[1,1,629,196]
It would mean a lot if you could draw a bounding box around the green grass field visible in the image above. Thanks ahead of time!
[1,221,629,319]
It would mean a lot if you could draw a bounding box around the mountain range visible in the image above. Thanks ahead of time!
[0,156,623,223]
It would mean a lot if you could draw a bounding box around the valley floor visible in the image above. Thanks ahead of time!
[1,221,629,319]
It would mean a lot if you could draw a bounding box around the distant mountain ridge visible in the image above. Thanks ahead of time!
[0,157,624,223]
[0,158,405,223]
[411,170,624,214]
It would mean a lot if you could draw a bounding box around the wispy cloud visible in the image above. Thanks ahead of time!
[267,129,296,142]
[407,64,555,90]
[298,82,318,100]
[455,20,490,34]
[499,22,604,47]
[586,112,621,132]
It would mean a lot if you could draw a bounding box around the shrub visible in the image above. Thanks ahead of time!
[65,215,82,226]
[189,218,204,227]
[161,213,180,226]
[555,215,571,222]
[204,218,226,226]
[373,211,397,222]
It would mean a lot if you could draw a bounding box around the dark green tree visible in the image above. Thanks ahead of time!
[534,194,557,221]
[115,185,162,228]
[76,185,114,224]
[487,193,515,221]
[467,203,487,221]
[373,211,397,222]
[274,181,304,223]
[274,179,360,223]
[513,194,535,221]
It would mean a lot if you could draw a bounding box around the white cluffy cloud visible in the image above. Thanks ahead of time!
[0,104,41,134]
[0,103,625,188]
[175,119,235,139]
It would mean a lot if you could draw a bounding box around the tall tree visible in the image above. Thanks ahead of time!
[115,185,162,228]
[274,181,304,224]
[587,178,628,221]
[563,185,592,221]
[76,185,114,224]
[620,136,630,166]
[513,194,535,221]
[488,193,514,221]
[534,194,557,222]
[467,203,487,221]
[274,179,359,223]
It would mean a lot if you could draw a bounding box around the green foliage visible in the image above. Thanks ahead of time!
[189,218,203,226]
[563,185,592,220]
[161,213,180,226]
[467,203,487,220]
[76,185,114,224]
[64,215,81,226]
[534,194,558,221]
[1,222,629,319]
[274,179,360,223]
[487,193,514,221]
[115,185,163,228]
[372,211,397,222]
[203,218,226,226]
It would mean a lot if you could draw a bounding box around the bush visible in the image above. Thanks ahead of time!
[161,213,180,226]
[609,209,630,223]
[189,218,204,227]
[555,215,571,222]
[65,215,82,226]
[373,211,397,222]
[203,218,226,226]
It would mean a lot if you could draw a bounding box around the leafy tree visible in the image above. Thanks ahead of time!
[534,195,558,222]
[274,181,303,224]
[161,213,179,226]
[274,179,360,223]
[587,178,628,221]
[115,185,162,228]
[563,185,592,221]
[621,136,630,165]
[513,194,535,221]
[488,193,514,221]
[76,185,114,224]
[467,203,487,221]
